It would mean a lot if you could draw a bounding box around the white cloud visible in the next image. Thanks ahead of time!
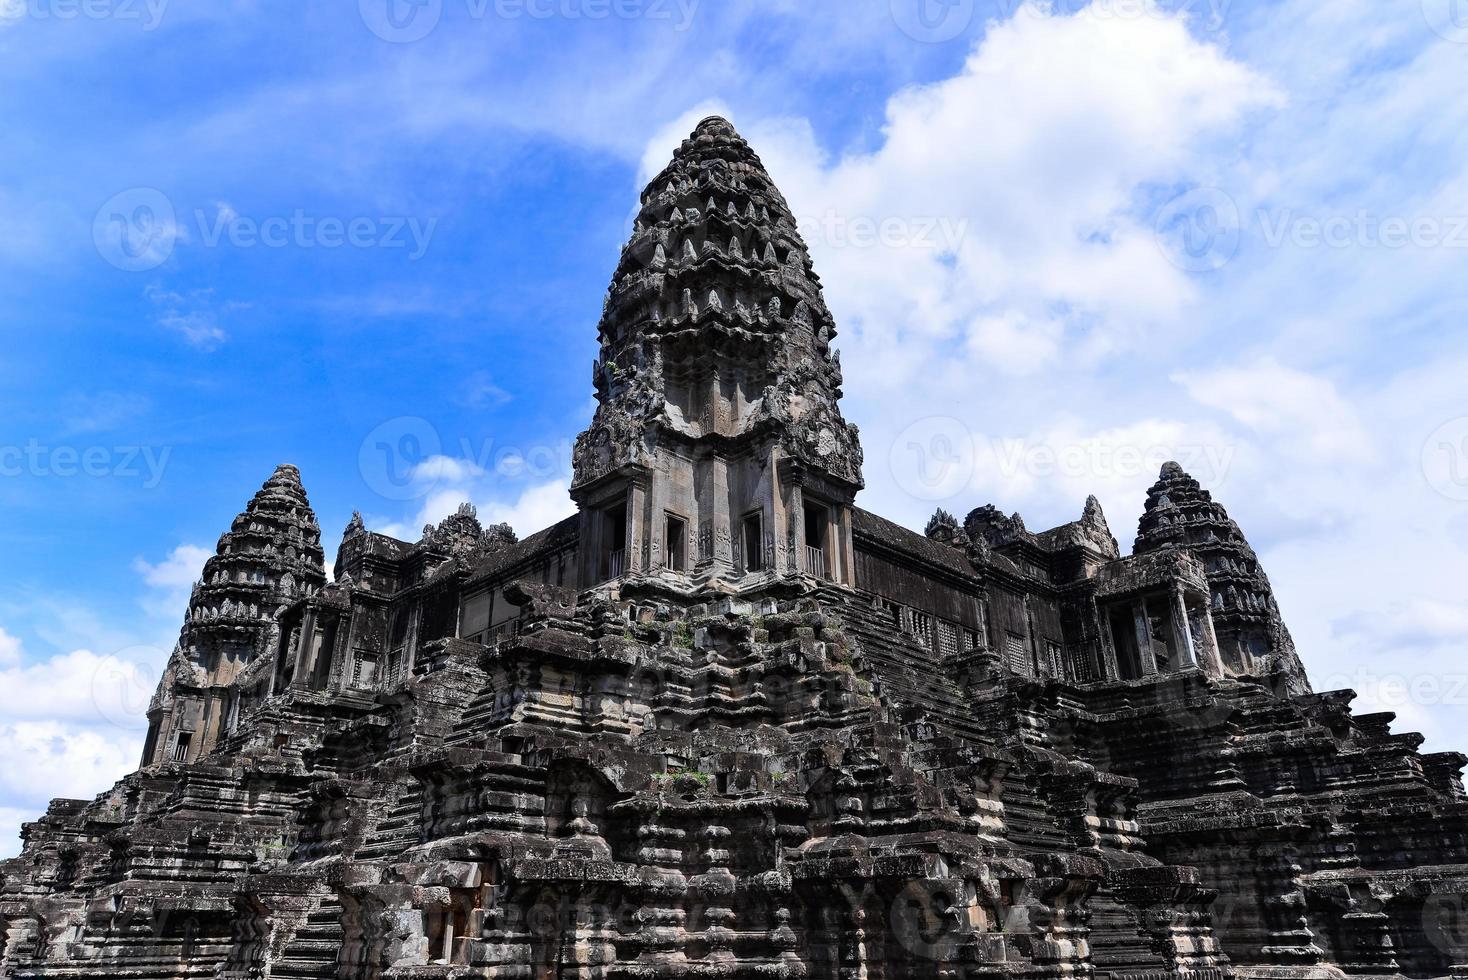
[407,478,575,540]
[1173,358,1374,464]
[0,626,20,668]
[0,722,140,815]
[367,459,576,547]
[718,1,1281,397]
[0,626,159,859]
[477,479,576,533]
[144,285,234,350]
[1331,598,1468,652]
[628,0,1468,764]
[0,647,159,729]
[0,542,199,857]
[456,371,513,410]
[134,544,212,590]
[133,543,212,622]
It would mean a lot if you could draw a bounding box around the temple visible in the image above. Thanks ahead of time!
[4,116,1467,979]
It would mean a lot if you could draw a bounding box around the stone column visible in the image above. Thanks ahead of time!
[701,454,733,580]
[836,504,856,587]
[291,608,318,689]
[1171,585,1197,668]
[627,477,648,574]
[1094,597,1120,681]
[404,603,421,675]
[1197,602,1226,677]
[1132,603,1159,677]
[766,447,788,574]
[786,477,806,576]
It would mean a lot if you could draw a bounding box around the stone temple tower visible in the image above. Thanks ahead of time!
[1133,461,1310,693]
[572,115,863,592]
[141,463,326,767]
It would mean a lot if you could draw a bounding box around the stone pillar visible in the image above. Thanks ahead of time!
[325,612,355,692]
[291,609,318,689]
[1171,585,1197,669]
[627,477,647,574]
[836,504,856,587]
[786,477,806,576]
[767,448,789,575]
[700,454,733,580]
[1197,602,1226,677]
[1132,603,1159,677]
[199,688,227,755]
[1093,597,1120,681]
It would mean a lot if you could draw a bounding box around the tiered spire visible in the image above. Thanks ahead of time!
[146,464,328,766]
[573,116,862,489]
[181,463,326,655]
[1134,462,1308,692]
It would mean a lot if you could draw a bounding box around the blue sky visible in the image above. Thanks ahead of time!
[1,0,1466,855]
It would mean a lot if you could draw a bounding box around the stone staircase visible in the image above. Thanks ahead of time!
[824,588,989,743]
[270,896,343,979]
[356,780,424,860]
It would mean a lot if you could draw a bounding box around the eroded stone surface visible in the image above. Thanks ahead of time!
[4,117,1467,980]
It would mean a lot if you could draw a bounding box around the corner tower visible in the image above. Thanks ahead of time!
[572,116,863,592]
[1134,461,1309,694]
[141,464,326,766]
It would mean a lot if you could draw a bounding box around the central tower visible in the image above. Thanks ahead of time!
[572,116,863,592]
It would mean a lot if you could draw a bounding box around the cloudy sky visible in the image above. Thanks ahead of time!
[1,0,1465,856]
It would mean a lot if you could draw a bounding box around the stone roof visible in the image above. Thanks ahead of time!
[852,507,977,579]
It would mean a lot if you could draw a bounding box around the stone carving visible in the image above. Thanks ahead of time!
[572,115,863,492]
[4,117,1467,980]
[419,502,518,562]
